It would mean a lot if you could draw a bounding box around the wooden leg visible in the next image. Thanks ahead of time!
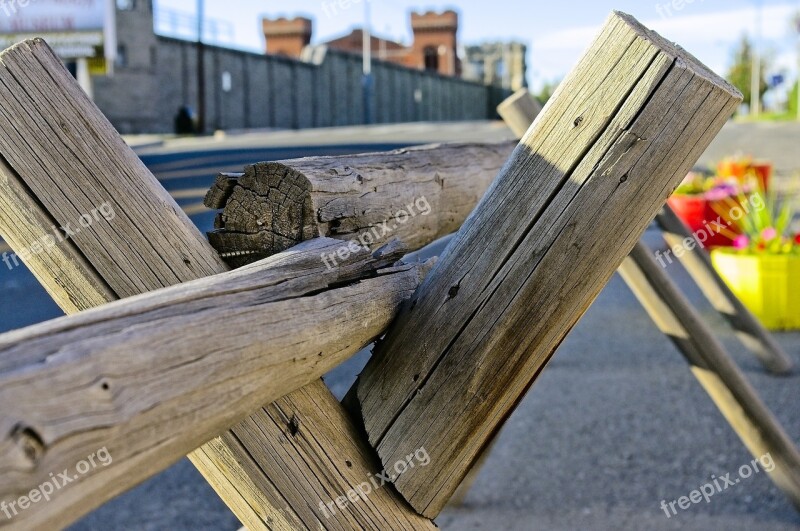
[655,206,793,374]
[618,241,800,510]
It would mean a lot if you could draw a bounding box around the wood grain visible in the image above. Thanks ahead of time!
[351,11,743,516]
[0,39,435,530]
[205,141,516,267]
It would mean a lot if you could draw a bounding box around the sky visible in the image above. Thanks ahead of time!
[154,0,800,98]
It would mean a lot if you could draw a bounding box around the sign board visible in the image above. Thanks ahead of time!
[0,0,115,68]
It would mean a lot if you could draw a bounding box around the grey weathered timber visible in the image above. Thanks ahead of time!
[496,88,543,138]
[618,242,800,509]
[656,206,793,374]
[205,141,516,267]
[351,11,743,516]
[0,239,427,526]
[0,39,434,530]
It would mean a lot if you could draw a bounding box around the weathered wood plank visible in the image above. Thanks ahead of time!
[205,141,516,267]
[618,242,800,508]
[350,11,743,516]
[0,39,435,531]
[0,239,427,525]
[655,206,793,374]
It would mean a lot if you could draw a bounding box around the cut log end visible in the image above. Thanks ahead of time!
[208,162,316,267]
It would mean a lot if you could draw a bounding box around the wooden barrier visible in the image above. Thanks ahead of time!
[351,11,742,516]
[619,242,800,508]
[655,207,793,374]
[0,39,434,530]
[1,10,788,529]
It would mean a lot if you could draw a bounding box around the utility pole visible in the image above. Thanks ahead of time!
[196,0,206,134]
[750,0,762,117]
[362,0,373,125]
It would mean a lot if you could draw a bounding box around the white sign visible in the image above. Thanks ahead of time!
[0,0,113,60]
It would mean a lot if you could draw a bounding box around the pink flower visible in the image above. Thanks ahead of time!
[761,227,778,241]
[794,234,800,246]
[733,235,750,250]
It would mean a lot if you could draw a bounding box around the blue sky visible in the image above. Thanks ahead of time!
[154,0,800,96]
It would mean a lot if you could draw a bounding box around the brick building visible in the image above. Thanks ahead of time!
[263,10,461,77]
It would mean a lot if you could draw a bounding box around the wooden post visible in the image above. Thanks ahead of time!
[618,242,800,508]
[656,206,793,374]
[0,239,428,512]
[205,141,516,267]
[351,11,742,516]
[496,88,542,138]
[0,40,434,530]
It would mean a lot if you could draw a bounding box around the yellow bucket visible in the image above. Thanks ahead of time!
[711,249,800,331]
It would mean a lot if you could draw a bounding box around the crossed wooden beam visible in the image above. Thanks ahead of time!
[0,12,794,531]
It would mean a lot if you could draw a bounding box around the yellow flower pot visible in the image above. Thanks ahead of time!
[711,249,800,331]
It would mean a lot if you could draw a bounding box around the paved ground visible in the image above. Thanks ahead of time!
[0,121,798,530]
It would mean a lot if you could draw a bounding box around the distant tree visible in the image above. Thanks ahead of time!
[788,80,799,117]
[726,35,768,111]
[534,79,561,105]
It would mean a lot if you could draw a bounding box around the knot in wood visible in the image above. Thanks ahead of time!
[10,423,46,467]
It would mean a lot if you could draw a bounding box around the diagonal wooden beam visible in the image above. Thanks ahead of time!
[349,11,743,516]
[0,39,434,530]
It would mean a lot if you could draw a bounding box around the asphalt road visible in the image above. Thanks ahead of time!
[0,122,797,530]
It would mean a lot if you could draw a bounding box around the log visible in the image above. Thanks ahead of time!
[0,239,428,525]
[618,242,800,508]
[0,39,434,530]
[205,141,516,267]
[655,206,793,374]
[351,11,743,516]
[496,88,543,138]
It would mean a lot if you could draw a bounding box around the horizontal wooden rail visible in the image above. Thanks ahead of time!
[350,11,742,516]
[0,239,426,526]
[205,141,516,266]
